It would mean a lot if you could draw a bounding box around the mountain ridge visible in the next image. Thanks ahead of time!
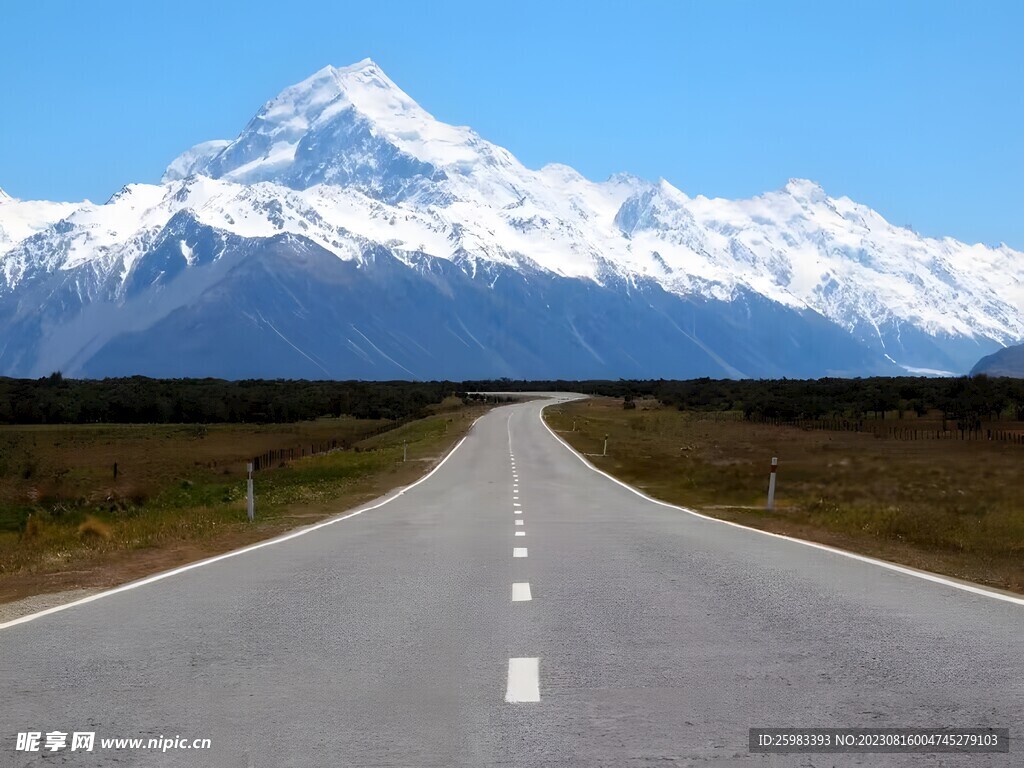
[971,343,1024,378]
[0,61,1020,379]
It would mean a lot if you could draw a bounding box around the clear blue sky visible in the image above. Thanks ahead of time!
[1,0,1021,248]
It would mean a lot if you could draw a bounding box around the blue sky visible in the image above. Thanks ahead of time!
[1,0,1021,248]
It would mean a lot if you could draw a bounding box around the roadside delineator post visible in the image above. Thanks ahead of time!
[603,434,609,457]
[767,457,778,510]
[246,462,255,522]
[403,440,408,463]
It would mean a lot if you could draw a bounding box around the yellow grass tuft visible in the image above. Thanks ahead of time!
[77,515,112,541]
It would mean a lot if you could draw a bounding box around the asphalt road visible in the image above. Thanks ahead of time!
[2,395,1021,767]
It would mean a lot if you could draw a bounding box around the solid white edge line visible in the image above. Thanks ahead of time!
[538,400,1024,607]
[511,582,532,601]
[0,416,487,632]
[505,657,540,702]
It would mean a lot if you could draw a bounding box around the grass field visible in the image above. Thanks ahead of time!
[0,398,491,604]
[544,397,1024,593]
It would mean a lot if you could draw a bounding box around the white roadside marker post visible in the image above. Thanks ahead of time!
[767,457,778,510]
[603,433,609,457]
[246,462,255,522]
[403,440,407,463]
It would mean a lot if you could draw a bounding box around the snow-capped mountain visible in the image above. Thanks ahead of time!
[0,59,1019,380]
[0,188,81,262]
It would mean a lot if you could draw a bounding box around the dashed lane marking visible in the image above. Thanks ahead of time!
[505,657,540,702]
[512,583,532,602]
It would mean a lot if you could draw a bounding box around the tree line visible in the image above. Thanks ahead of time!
[460,376,1024,427]
[0,375,461,424]
[3,374,1024,426]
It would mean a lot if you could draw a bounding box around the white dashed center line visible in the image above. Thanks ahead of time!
[512,582,532,602]
[505,657,540,702]
[505,432,538,703]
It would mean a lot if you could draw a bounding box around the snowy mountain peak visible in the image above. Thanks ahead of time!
[783,178,828,203]
[277,57,414,123]
[313,58,377,78]
[1,61,1021,380]
[163,140,231,183]
[314,59,461,150]
[324,58,403,98]
[656,178,689,202]
[185,59,489,197]
[312,57,387,85]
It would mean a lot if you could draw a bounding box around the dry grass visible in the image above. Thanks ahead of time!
[77,515,112,541]
[545,397,1024,593]
[0,405,491,603]
[0,416,394,515]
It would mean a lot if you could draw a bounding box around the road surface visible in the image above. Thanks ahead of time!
[2,395,1021,766]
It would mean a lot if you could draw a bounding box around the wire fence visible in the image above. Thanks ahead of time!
[741,414,1024,444]
[250,415,416,471]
